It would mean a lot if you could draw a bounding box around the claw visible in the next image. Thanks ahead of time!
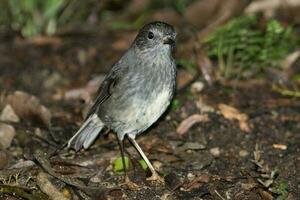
[124,176,142,190]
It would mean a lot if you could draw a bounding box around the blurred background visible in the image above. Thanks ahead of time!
[0,0,300,199]
[1,0,300,95]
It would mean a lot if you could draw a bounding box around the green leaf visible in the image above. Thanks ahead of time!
[138,159,148,171]
[113,156,129,173]
[43,0,64,19]
[171,99,181,111]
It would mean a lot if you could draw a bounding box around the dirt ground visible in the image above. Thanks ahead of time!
[0,25,299,200]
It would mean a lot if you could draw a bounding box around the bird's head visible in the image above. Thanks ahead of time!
[134,21,176,54]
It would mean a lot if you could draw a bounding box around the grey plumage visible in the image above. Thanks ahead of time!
[67,21,176,181]
[67,114,104,150]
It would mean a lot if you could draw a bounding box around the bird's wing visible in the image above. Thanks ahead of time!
[85,60,127,118]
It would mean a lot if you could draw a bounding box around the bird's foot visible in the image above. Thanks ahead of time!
[123,176,141,190]
[146,172,164,183]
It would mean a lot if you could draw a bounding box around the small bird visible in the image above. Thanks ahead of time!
[68,21,176,186]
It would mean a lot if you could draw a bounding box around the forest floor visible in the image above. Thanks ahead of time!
[0,22,299,200]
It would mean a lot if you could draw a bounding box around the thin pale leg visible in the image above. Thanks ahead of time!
[117,138,140,189]
[128,136,164,182]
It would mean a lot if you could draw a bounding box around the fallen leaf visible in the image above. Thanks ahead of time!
[245,0,300,17]
[0,123,16,149]
[218,104,252,133]
[22,36,62,46]
[183,174,210,191]
[179,142,206,151]
[258,188,274,200]
[272,144,287,150]
[281,50,300,70]
[6,91,51,127]
[64,75,105,102]
[36,171,69,200]
[195,50,215,85]
[9,160,35,169]
[176,70,196,90]
[196,97,215,113]
[176,114,209,135]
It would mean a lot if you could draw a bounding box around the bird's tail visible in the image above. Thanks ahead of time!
[67,114,104,151]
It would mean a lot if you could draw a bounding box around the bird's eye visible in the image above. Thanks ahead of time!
[148,31,154,39]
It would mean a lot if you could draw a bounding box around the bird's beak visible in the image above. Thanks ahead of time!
[163,36,175,45]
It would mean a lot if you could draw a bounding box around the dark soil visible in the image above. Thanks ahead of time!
[0,28,299,200]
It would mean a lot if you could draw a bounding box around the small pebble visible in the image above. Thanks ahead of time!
[0,123,16,149]
[153,160,163,170]
[0,104,20,122]
[210,147,220,157]
[187,172,195,181]
[239,149,249,157]
[191,81,204,93]
[181,142,206,151]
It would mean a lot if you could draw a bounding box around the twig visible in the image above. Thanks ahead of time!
[215,189,226,200]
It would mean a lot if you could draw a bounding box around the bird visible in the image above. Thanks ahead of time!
[67,21,176,187]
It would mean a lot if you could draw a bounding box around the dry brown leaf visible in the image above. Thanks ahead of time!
[218,104,252,133]
[196,97,215,113]
[281,50,300,70]
[64,75,105,102]
[245,0,300,17]
[15,36,62,46]
[183,174,210,191]
[272,144,287,150]
[37,171,69,200]
[193,45,215,85]
[176,114,209,135]
[258,188,274,200]
[176,70,197,90]
[6,91,51,127]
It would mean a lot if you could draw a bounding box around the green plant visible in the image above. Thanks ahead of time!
[113,156,130,173]
[205,15,296,79]
[176,59,196,73]
[0,0,95,37]
[171,99,181,111]
[270,181,289,200]
[7,0,67,37]
[150,0,193,14]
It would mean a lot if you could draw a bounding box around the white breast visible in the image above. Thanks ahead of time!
[121,87,171,134]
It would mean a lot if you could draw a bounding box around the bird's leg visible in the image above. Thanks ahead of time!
[128,136,164,182]
[117,138,140,190]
